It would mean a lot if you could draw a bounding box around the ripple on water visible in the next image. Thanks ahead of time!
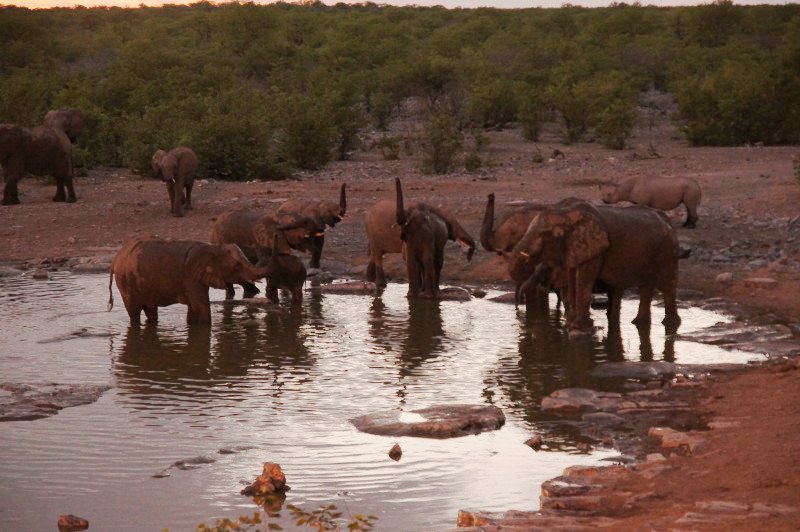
[0,273,762,531]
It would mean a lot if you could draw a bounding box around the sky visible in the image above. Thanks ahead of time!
[5,0,796,8]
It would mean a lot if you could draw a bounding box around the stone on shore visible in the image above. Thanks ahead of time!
[351,404,505,438]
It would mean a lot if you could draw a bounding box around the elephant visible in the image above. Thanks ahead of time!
[210,209,318,299]
[277,183,346,268]
[1,108,85,205]
[509,200,681,337]
[108,238,273,325]
[364,178,475,298]
[480,193,546,256]
[151,146,199,217]
[601,175,701,228]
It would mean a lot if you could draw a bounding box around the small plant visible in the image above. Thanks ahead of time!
[195,502,377,532]
[418,109,463,174]
[376,134,401,160]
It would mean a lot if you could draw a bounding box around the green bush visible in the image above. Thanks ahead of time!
[419,109,463,174]
[593,99,638,150]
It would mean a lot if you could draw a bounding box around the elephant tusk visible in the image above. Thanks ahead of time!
[314,232,325,237]
[520,251,530,257]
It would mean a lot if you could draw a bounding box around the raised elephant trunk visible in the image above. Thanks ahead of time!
[339,183,347,216]
[480,193,496,252]
[395,178,406,227]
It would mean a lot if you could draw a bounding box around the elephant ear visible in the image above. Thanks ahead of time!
[151,150,167,178]
[186,243,228,290]
[563,210,609,268]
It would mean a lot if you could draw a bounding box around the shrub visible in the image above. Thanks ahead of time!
[593,99,638,149]
[419,109,463,174]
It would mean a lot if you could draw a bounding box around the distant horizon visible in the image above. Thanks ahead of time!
[4,0,798,9]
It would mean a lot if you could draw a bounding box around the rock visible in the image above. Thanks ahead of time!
[241,463,290,496]
[314,280,376,295]
[744,277,777,288]
[437,286,471,301]
[590,361,677,380]
[648,426,707,454]
[471,288,487,298]
[715,272,734,282]
[540,388,624,415]
[351,404,505,438]
[388,443,402,461]
[58,515,89,531]
[488,291,517,304]
[32,268,50,280]
[524,435,543,450]
[0,383,110,422]
[0,265,22,277]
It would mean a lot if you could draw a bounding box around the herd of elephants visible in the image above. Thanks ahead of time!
[1,108,703,338]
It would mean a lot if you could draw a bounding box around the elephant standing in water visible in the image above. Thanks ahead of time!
[509,201,681,337]
[601,175,702,228]
[108,238,274,325]
[364,178,475,298]
[151,146,199,217]
[0,108,85,205]
[278,183,347,268]
[210,209,318,301]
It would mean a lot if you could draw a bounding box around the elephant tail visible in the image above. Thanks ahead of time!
[107,269,114,312]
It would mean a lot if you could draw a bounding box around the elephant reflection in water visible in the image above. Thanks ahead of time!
[368,297,445,402]
[603,321,676,363]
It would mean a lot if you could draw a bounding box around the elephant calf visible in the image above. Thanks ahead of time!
[108,238,272,325]
[151,146,199,217]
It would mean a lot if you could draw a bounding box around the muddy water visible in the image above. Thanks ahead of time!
[0,271,762,531]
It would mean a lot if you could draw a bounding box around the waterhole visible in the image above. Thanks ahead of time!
[0,271,762,531]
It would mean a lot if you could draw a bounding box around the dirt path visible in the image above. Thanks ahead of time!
[2,123,799,529]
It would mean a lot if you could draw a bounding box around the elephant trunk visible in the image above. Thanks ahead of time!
[395,178,406,227]
[339,183,347,215]
[480,193,497,252]
[107,269,114,312]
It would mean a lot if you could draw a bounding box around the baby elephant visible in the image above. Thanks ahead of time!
[108,238,272,325]
[224,238,307,305]
[602,175,701,228]
[151,146,199,217]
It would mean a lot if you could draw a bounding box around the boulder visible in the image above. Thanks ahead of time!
[351,404,505,438]
[241,462,290,497]
[313,280,377,295]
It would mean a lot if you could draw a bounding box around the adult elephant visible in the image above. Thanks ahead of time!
[601,175,701,228]
[210,209,319,298]
[509,200,681,337]
[480,193,545,257]
[277,183,346,268]
[108,238,273,325]
[0,108,85,205]
[364,178,475,298]
[151,146,199,217]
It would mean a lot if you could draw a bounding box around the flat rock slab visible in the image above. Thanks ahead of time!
[488,292,516,304]
[591,361,678,380]
[437,286,471,301]
[0,382,110,422]
[313,280,377,295]
[351,404,505,438]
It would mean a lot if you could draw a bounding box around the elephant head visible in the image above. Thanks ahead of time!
[44,108,85,143]
[186,243,272,290]
[317,182,347,227]
[273,212,324,254]
[509,202,609,306]
[151,149,169,179]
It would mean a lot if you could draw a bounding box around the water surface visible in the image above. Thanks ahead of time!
[0,272,761,531]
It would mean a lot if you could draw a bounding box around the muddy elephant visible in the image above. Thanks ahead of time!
[277,183,347,268]
[108,238,273,325]
[151,146,199,217]
[0,108,85,205]
[601,175,701,228]
[480,193,546,257]
[210,208,322,260]
[364,178,475,298]
[509,200,681,337]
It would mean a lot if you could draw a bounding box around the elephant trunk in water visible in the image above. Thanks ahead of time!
[395,178,406,227]
[480,193,496,252]
[515,263,553,307]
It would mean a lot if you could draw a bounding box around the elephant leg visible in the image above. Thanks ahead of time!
[266,280,279,303]
[661,279,681,334]
[63,170,77,203]
[187,304,211,324]
[372,252,387,288]
[185,289,211,324]
[525,285,548,314]
[143,305,158,323]
[123,300,143,325]
[310,235,323,269]
[366,260,376,282]
[2,176,21,205]
[172,181,185,217]
[225,283,236,300]
[184,181,193,210]
[632,286,654,327]
[636,322,654,361]
[683,203,698,228]
[606,289,622,326]
[568,269,594,334]
[166,182,176,213]
[53,176,67,202]
[291,285,303,304]
[242,281,260,298]
[406,254,422,298]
